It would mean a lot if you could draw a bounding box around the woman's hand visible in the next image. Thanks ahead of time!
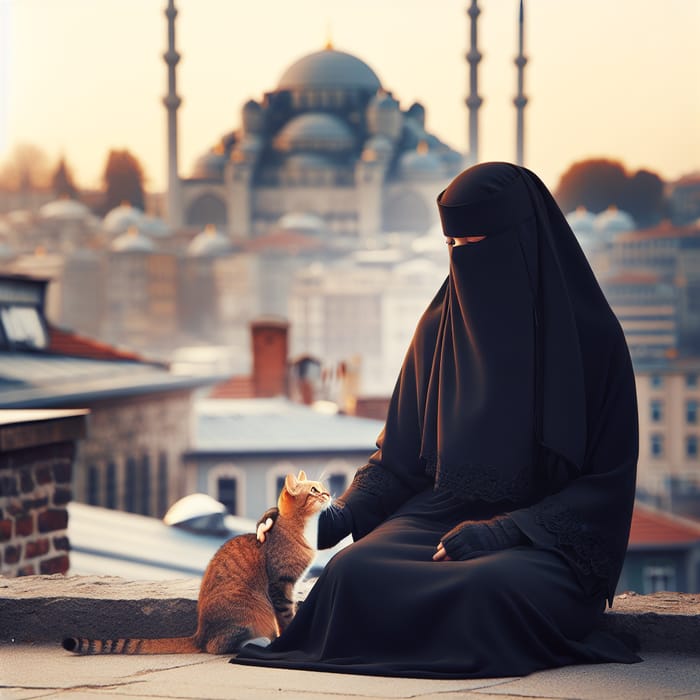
[256,507,279,544]
[433,542,451,561]
[433,515,526,561]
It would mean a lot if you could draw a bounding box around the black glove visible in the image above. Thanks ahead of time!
[440,515,526,561]
[317,502,353,550]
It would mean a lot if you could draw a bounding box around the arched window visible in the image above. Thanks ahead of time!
[186,193,228,228]
[267,461,297,504]
[208,464,246,516]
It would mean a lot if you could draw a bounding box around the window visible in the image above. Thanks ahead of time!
[140,454,151,516]
[687,374,698,388]
[687,436,698,459]
[651,434,664,458]
[0,305,48,349]
[157,453,169,517]
[650,399,664,422]
[650,374,664,389]
[125,457,137,513]
[687,400,698,424]
[87,465,100,506]
[642,564,676,594]
[217,477,238,515]
[328,473,348,498]
[106,462,117,509]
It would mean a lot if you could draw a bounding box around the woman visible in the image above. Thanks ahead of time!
[235,162,640,678]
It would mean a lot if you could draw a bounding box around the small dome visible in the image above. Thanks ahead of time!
[566,206,597,234]
[140,215,171,238]
[192,149,227,179]
[111,225,154,253]
[362,135,394,162]
[276,211,325,235]
[594,206,636,236]
[39,197,91,221]
[398,143,444,181]
[274,113,355,153]
[103,203,145,235]
[277,48,381,92]
[187,224,232,257]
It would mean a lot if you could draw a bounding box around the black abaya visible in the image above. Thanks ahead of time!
[234,163,640,677]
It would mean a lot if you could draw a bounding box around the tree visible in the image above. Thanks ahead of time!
[621,169,666,228]
[555,159,628,215]
[0,143,52,191]
[51,157,78,199]
[555,158,667,228]
[101,149,146,213]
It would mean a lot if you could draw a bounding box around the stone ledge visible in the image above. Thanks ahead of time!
[1,576,699,654]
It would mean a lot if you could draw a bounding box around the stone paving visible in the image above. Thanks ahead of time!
[2,644,700,700]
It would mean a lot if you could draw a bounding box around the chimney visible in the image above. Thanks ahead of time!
[250,318,289,398]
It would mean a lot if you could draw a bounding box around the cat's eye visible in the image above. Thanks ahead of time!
[310,486,319,493]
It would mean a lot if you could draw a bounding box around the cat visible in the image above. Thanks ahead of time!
[62,470,329,654]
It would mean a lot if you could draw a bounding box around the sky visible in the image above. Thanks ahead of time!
[1,0,698,194]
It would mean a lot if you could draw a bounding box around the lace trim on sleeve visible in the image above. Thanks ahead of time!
[533,502,610,580]
[351,463,405,495]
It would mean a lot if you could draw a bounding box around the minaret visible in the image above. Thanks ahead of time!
[465,0,483,166]
[514,0,528,166]
[163,0,183,226]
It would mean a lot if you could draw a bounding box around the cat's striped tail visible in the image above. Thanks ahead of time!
[62,636,200,654]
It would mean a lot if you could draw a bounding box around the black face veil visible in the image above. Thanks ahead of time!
[416,162,615,502]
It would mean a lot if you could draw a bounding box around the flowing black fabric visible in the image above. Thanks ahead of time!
[233,162,639,678]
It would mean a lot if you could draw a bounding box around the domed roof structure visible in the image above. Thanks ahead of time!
[398,143,444,181]
[111,226,154,253]
[39,198,91,222]
[277,48,381,92]
[566,206,596,235]
[273,113,355,153]
[187,224,231,257]
[103,203,145,235]
[594,206,636,237]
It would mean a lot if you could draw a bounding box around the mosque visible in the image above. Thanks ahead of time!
[170,45,462,239]
[162,0,528,240]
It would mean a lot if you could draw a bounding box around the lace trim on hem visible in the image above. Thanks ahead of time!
[533,502,610,580]
[423,453,535,503]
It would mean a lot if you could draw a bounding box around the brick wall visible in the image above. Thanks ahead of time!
[0,410,87,577]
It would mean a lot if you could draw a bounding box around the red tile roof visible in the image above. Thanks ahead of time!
[46,325,146,363]
[629,502,700,546]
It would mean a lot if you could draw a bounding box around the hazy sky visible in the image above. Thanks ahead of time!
[1,0,698,193]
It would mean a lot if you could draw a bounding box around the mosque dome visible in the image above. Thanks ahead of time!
[566,206,597,235]
[39,197,91,221]
[192,148,227,179]
[398,143,444,181]
[140,215,171,238]
[111,226,154,253]
[594,206,636,237]
[103,203,145,235]
[273,113,355,153]
[277,48,381,92]
[361,135,394,163]
[187,224,231,257]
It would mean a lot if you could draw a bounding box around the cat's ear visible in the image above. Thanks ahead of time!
[297,470,307,482]
[285,472,301,495]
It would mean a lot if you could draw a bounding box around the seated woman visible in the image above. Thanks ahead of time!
[234,162,640,678]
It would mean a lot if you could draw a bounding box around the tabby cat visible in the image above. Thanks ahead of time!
[62,471,329,654]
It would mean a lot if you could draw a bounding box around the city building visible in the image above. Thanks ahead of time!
[0,274,215,518]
